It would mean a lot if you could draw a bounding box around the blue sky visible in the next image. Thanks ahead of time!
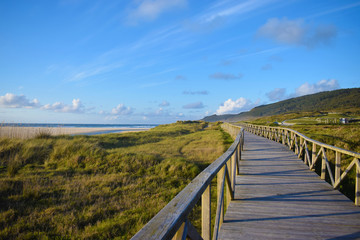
[1,0,359,124]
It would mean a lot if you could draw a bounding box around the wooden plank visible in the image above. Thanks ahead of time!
[201,185,211,240]
[219,132,360,240]
[172,221,186,240]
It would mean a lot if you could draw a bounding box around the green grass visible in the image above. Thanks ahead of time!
[0,121,232,239]
[247,110,360,126]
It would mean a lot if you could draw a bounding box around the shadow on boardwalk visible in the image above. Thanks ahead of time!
[219,132,360,240]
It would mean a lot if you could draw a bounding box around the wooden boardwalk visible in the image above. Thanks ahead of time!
[219,132,360,240]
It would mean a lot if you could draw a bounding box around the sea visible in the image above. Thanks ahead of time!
[1,123,159,135]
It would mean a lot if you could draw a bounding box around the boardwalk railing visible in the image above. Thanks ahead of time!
[245,123,360,206]
[131,123,244,240]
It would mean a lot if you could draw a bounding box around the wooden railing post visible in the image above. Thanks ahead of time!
[202,185,211,240]
[312,143,317,170]
[237,144,241,175]
[321,148,326,180]
[172,221,186,240]
[294,135,298,155]
[232,153,236,190]
[356,159,360,206]
[217,166,225,227]
[225,165,232,208]
[335,151,341,185]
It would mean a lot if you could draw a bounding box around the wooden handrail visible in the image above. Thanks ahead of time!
[244,123,360,206]
[131,123,244,240]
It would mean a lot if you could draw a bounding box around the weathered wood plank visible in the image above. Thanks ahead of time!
[219,132,360,240]
[202,185,211,240]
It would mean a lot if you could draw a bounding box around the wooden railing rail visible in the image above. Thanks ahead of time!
[131,123,244,240]
[244,123,360,206]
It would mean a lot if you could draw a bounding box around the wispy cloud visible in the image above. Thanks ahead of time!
[142,107,186,122]
[139,80,171,88]
[159,100,170,107]
[266,88,286,101]
[183,101,205,109]
[185,0,277,33]
[220,59,234,66]
[129,26,182,51]
[261,64,272,71]
[126,0,187,25]
[183,90,209,95]
[307,1,360,19]
[175,75,187,80]
[227,47,286,61]
[201,0,276,23]
[257,17,337,48]
[68,62,123,82]
[210,72,243,80]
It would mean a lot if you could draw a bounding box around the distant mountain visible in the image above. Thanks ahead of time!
[202,88,360,122]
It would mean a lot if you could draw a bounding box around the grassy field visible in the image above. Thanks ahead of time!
[0,121,233,239]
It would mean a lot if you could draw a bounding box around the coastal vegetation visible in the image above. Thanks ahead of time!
[0,121,233,239]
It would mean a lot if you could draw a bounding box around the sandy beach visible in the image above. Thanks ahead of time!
[0,126,150,139]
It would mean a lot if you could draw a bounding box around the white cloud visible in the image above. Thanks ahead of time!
[266,79,340,102]
[266,88,286,101]
[0,93,40,108]
[159,100,170,107]
[295,79,340,96]
[183,101,205,109]
[141,107,187,123]
[143,107,170,118]
[209,72,243,80]
[105,115,119,121]
[42,98,84,113]
[257,17,337,48]
[111,104,133,115]
[127,0,187,24]
[258,17,305,45]
[216,97,255,115]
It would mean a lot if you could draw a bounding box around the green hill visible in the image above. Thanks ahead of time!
[203,88,360,122]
